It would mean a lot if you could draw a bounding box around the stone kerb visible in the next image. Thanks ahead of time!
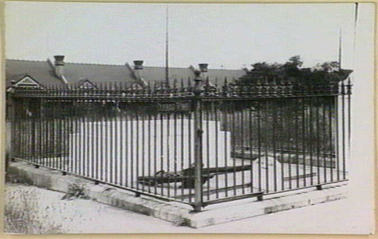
[6,161,348,229]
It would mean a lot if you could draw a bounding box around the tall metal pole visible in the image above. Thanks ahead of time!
[338,29,342,70]
[165,5,169,87]
[193,70,203,212]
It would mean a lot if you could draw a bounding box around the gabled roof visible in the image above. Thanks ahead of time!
[6,59,139,88]
[13,75,42,88]
[6,60,62,88]
[6,58,247,89]
[62,62,136,86]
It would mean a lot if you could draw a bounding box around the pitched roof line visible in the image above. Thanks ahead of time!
[6,59,248,70]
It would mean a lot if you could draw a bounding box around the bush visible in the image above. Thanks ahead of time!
[61,183,89,200]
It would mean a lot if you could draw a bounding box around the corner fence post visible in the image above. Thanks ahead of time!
[193,70,203,212]
[6,84,16,173]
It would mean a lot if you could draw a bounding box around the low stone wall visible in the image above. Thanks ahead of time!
[232,149,336,168]
[6,160,348,228]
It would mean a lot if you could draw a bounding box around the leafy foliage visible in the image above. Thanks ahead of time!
[61,183,89,200]
[238,56,352,85]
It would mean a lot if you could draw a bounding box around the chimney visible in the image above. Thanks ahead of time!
[54,55,65,78]
[199,63,208,83]
[133,60,144,79]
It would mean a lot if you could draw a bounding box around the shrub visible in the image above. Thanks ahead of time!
[61,183,89,200]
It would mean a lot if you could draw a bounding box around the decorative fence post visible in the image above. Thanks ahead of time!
[193,70,203,212]
[6,82,16,172]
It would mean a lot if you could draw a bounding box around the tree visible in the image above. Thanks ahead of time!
[320,61,339,72]
[288,55,303,67]
[237,56,351,85]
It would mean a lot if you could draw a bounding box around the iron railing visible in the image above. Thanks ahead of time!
[7,76,352,211]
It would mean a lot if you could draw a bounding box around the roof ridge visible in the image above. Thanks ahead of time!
[64,61,126,67]
[143,65,192,69]
[6,59,246,70]
[6,59,127,67]
[6,59,47,63]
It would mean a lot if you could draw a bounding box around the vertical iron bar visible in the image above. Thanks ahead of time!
[91,99,95,179]
[104,96,109,182]
[31,100,36,164]
[100,98,104,181]
[142,104,146,191]
[181,109,185,199]
[39,99,43,167]
[114,100,118,184]
[160,112,164,196]
[215,102,219,198]
[302,97,306,187]
[278,99,284,191]
[316,96,321,184]
[287,99,292,190]
[131,104,135,188]
[74,99,78,175]
[241,100,245,194]
[257,100,262,192]
[232,101,236,195]
[174,109,178,198]
[61,98,65,172]
[136,105,140,190]
[147,103,151,192]
[309,97,314,186]
[329,97,334,182]
[265,100,269,192]
[342,83,346,179]
[154,104,158,194]
[249,100,254,193]
[125,102,129,188]
[188,106,192,202]
[347,80,351,178]
[166,113,170,198]
[206,102,210,200]
[60,101,64,171]
[95,99,99,180]
[272,98,277,192]
[224,101,229,197]
[110,100,114,183]
[119,100,124,186]
[80,98,85,176]
[295,99,299,188]
[323,100,327,183]
[335,95,340,181]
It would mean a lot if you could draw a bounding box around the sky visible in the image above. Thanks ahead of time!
[4,2,372,70]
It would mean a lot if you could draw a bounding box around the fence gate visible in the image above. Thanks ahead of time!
[8,75,351,211]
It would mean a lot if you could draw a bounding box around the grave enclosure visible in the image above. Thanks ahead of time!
[8,78,351,211]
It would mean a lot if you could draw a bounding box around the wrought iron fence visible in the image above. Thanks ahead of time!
[7,76,351,211]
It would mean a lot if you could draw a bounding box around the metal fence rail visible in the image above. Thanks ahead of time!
[8,76,352,211]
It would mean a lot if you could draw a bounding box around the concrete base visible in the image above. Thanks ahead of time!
[6,161,348,229]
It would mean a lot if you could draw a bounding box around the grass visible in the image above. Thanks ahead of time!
[4,184,63,234]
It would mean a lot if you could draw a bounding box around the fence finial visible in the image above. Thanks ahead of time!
[193,70,202,96]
